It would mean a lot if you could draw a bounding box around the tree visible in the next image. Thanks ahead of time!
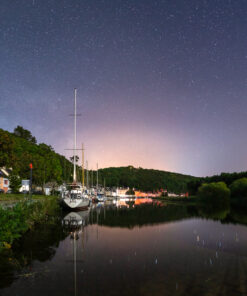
[13,126,36,144]
[198,182,230,208]
[9,173,21,193]
[70,155,79,163]
[0,129,14,167]
[230,178,247,200]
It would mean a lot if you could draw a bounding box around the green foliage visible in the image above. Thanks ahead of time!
[198,182,230,208]
[230,178,247,200]
[13,126,36,144]
[97,166,195,193]
[0,128,72,186]
[70,155,79,163]
[0,129,14,167]
[0,204,28,247]
[9,173,21,193]
[187,171,247,195]
[0,198,60,250]
[0,204,65,289]
[187,179,203,195]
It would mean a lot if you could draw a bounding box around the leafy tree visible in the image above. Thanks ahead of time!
[0,128,72,186]
[70,155,79,163]
[187,179,203,195]
[9,173,21,193]
[230,178,247,200]
[0,129,14,167]
[188,171,247,194]
[13,126,36,144]
[198,182,230,208]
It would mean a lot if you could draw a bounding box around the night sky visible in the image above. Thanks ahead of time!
[1,0,247,177]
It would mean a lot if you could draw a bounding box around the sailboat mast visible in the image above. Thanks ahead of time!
[86,160,89,188]
[73,88,77,183]
[82,143,84,187]
[96,163,98,190]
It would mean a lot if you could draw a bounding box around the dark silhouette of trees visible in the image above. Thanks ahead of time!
[13,126,37,144]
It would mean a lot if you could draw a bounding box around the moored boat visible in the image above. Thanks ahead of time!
[61,184,90,210]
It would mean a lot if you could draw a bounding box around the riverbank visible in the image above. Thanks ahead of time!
[0,196,61,251]
[0,194,53,202]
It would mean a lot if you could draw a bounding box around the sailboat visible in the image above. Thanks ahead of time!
[61,89,90,210]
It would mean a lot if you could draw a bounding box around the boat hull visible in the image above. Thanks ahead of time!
[61,197,90,210]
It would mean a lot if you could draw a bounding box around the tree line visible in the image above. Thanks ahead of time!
[0,127,74,190]
[187,171,247,195]
[97,166,195,193]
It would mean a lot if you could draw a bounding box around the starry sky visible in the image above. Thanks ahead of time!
[1,0,247,177]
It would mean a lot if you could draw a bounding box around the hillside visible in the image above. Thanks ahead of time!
[0,127,73,187]
[98,166,196,193]
[0,126,196,192]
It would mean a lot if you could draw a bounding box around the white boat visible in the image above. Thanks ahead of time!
[61,184,90,210]
[61,89,90,210]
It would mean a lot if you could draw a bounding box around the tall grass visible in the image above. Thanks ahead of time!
[0,197,60,250]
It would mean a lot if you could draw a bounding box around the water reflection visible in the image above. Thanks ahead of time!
[62,211,89,296]
[1,201,247,295]
[0,216,67,290]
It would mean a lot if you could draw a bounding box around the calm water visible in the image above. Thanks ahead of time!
[1,201,247,296]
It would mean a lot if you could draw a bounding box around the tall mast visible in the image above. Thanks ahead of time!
[82,143,84,187]
[96,163,98,190]
[73,88,77,183]
[86,160,89,188]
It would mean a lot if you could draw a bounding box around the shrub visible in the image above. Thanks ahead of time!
[0,198,60,250]
[9,174,21,193]
[230,178,247,200]
[198,182,230,208]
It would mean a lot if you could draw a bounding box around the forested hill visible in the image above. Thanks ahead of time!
[98,166,196,193]
[0,126,196,192]
[0,126,73,186]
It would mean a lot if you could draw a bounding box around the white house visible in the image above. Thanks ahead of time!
[20,180,30,192]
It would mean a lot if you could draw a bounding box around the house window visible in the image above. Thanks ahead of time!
[4,180,8,185]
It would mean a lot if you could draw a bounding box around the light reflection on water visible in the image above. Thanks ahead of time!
[1,202,247,296]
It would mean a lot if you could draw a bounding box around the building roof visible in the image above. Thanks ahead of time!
[0,167,12,178]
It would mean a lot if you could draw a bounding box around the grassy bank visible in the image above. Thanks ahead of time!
[0,196,61,251]
[0,194,55,202]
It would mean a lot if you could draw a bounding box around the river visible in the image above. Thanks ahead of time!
[1,201,247,296]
